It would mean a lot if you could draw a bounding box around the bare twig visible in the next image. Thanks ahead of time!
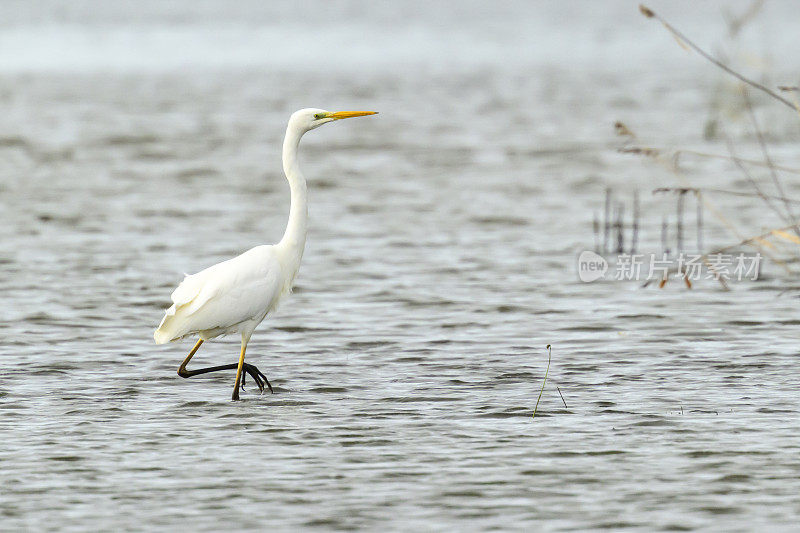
[654,187,800,205]
[673,150,800,174]
[604,188,612,254]
[777,86,800,119]
[724,132,795,230]
[632,190,640,254]
[643,265,697,289]
[618,146,660,158]
[742,89,799,234]
[677,191,685,253]
[557,387,568,409]
[532,345,552,419]
[621,122,792,274]
[688,223,800,285]
[622,146,800,175]
[696,191,703,252]
[614,121,636,140]
[642,144,790,273]
[639,4,796,111]
[707,223,800,255]
[724,0,765,38]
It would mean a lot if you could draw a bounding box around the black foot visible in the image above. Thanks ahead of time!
[240,363,274,394]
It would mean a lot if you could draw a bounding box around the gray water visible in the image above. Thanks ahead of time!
[2,1,800,531]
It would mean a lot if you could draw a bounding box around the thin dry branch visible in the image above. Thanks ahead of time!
[723,132,791,229]
[777,86,800,119]
[624,138,792,273]
[618,144,800,175]
[654,187,800,205]
[724,0,765,38]
[742,89,798,233]
[532,345,552,419]
[672,149,800,175]
[639,4,796,111]
[707,223,800,255]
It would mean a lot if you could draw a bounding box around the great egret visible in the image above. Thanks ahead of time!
[154,108,378,400]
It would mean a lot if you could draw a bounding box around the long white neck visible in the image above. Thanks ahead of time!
[277,123,308,278]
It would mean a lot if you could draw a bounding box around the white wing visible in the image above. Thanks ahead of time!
[154,245,284,343]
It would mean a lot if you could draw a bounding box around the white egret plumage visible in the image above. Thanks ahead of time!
[154,108,377,400]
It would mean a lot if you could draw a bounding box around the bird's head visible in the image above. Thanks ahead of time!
[289,108,378,133]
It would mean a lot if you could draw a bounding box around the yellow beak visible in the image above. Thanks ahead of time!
[328,111,378,120]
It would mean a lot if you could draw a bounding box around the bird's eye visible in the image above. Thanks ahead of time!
[314,113,324,120]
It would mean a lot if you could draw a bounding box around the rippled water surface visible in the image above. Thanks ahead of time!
[2,1,800,531]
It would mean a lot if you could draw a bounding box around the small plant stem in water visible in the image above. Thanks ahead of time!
[604,188,612,254]
[677,191,685,253]
[631,190,640,254]
[557,386,568,409]
[532,345,552,419]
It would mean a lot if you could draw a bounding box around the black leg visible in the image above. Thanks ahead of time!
[180,362,273,394]
[177,339,273,394]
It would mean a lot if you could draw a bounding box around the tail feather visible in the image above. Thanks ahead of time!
[154,304,183,344]
[154,271,212,344]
